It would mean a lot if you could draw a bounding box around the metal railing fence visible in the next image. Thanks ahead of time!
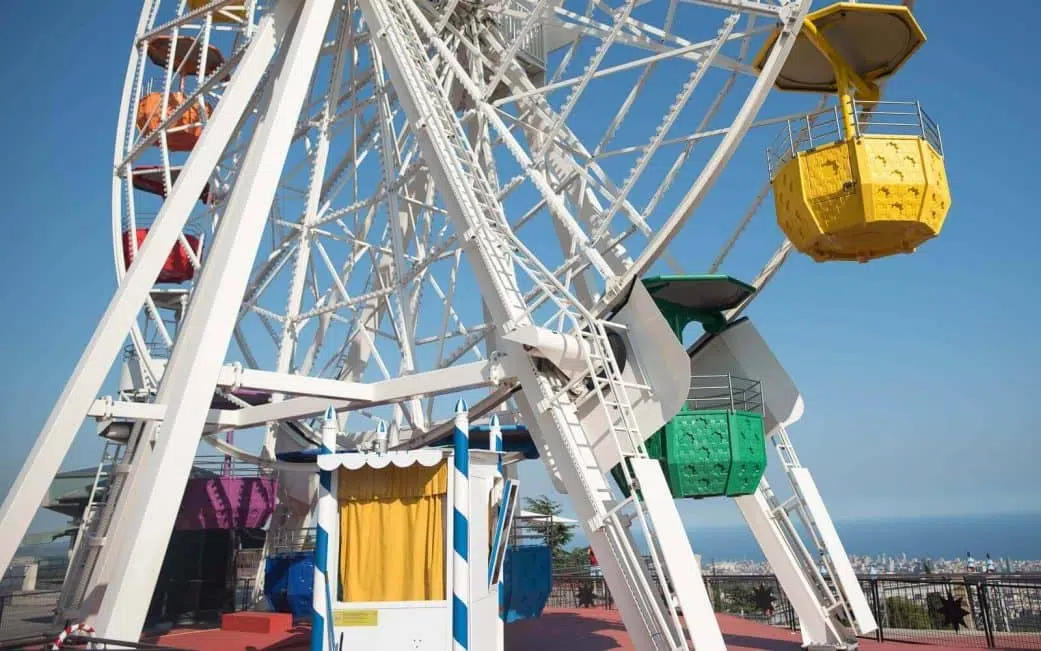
[546,568,1041,649]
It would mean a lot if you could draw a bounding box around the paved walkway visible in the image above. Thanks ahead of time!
[143,608,987,651]
[504,609,984,651]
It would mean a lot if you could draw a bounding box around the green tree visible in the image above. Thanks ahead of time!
[555,546,591,573]
[886,596,932,630]
[717,584,758,614]
[710,583,723,612]
[523,494,575,559]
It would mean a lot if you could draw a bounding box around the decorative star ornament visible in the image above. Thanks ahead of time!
[576,584,596,608]
[752,584,776,614]
[936,592,970,631]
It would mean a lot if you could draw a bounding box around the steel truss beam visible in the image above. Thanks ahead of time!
[82,0,335,640]
[0,0,300,584]
[597,0,808,311]
[86,359,509,428]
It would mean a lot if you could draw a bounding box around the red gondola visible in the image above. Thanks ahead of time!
[121,229,202,284]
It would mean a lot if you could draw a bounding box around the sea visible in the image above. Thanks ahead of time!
[16,512,1041,564]
[570,512,1041,562]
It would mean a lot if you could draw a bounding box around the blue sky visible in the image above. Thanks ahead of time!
[0,0,1038,537]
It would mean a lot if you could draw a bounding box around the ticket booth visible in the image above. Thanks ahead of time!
[313,447,516,650]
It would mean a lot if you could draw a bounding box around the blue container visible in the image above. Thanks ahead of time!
[502,546,551,623]
[264,552,314,619]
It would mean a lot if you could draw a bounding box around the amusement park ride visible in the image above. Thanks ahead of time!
[0,0,950,649]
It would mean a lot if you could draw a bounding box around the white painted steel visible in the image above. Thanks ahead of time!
[354,0,684,645]
[1,0,881,648]
[85,0,337,639]
[791,467,878,636]
[0,0,290,585]
[695,318,873,648]
[630,458,724,651]
[578,282,690,473]
[735,486,843,647]
[601,0,810,310]
[690,318,804,435]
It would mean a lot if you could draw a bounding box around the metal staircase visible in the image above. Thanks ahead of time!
[56,437,130,622]
[56,423,145,622]
[356,1,719,647]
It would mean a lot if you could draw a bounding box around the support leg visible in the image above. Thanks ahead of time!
[82,0,337,640]
[736,483,843,648]
[0,1,291,581]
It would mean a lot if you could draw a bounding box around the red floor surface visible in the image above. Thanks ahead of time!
[147,608,982,651]
[504,609,985,651]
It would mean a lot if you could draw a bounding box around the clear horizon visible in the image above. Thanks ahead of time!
[19,510,1041,564]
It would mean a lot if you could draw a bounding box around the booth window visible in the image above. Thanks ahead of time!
[338,462,447,602]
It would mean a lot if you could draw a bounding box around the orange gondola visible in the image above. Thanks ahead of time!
[136,92,211,152]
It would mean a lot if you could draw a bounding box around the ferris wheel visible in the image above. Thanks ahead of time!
[114,0,806,433]
[0,0,950,648]
[112,0,812,573]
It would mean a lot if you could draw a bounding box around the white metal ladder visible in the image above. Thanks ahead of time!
[56,426,142,622]
[750,425,877,647]
[770,426,859,621]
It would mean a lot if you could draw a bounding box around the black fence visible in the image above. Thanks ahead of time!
[862,574,1041,649]
[548,569,1041,649]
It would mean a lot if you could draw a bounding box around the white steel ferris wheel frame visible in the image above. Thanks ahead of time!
[0,0,882,648]
[88,0,818,469]
[112,0,809,407]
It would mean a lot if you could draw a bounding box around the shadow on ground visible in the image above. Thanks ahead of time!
[506,610,628,651]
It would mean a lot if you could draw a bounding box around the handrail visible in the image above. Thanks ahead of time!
[686,374,763,414]
[190,454,268,478]
[767,99,944,177]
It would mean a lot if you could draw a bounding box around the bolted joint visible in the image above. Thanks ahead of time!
[487,351,507,385]
[228,361,245,391]
[98,396,114,421]
[778,3,798,28]
[587,514,606,532]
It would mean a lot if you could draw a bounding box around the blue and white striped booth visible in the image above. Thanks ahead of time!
[310,411,516,651]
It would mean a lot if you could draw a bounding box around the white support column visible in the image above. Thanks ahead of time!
[736,483,844,648]
[790,466,877,636]
[0,1,292,581]
[84,0,337,640]
[630,458,724,651]
[490,415,505,651]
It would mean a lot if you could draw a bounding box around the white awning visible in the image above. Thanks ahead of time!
[317,449,447,471]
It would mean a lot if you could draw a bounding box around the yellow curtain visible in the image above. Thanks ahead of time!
[338,462,447,602]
